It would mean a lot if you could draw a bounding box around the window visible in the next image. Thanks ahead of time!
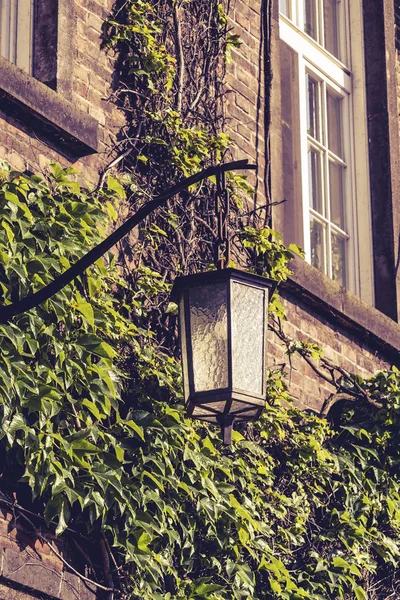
[0,0,99,156]
[0,0,59,89]
[0,0,35,74]
[279,0,374,303]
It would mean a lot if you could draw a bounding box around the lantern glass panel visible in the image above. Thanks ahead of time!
[231,281,265,395]
[189,282,228,392]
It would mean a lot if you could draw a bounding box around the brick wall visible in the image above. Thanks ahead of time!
[225,0,267,205]
[0,508,95,599]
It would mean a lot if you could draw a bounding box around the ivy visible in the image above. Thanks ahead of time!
[1,162,400,599]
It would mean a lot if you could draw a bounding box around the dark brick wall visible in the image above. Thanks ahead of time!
[0,509,96,599]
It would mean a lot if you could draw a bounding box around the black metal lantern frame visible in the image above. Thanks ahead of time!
[172,268,276,444]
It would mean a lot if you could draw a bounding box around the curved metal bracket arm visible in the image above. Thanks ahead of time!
[0,159,256,322]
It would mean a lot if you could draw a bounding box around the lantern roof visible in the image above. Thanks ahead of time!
[171,268,276,301]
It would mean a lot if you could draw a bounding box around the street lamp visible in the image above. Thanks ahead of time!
[0,160,276,444]
[172,269,275,445]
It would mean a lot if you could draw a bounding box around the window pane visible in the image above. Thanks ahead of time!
[0,0,33,73]
[0,0,16,62]
[280,0,290,17]
[280,41,303,248]
[323,0,340,59]
[331,233,346,285]
[329,162,345,228]
[308,147,323,214]
[310,217,325,272]
[327,92,342,157]
[304,0,317,40]
[16,0,33,73]
[307,76,320,140]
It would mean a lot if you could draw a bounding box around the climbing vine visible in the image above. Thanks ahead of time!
[0,1,399,600]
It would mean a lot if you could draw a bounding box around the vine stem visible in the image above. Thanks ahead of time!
[173,1,185,113]
[96,122,143,191]
[100,535,116,599]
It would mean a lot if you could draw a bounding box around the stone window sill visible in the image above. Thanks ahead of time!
[282,257,400,364]
[0,57,98,157]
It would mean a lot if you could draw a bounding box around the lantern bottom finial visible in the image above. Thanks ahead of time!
[217,414,235,445]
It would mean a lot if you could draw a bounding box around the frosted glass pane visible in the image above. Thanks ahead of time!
[193,401,227,416]
[235,409,260,420]
[230,400,263,413]
[231,282,265,396]
[179,297,190,400]
[189,283,228,392]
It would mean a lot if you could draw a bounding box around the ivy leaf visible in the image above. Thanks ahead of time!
[70,439,102,454]
[238,527,249,546]
[76,302,95,327]
[354,587,367,600]
[1,220,14,243]
[332,556,350,569]
[124,419,145,441]
[82,399,105,421]
[77,334,116,359]
[136,531,152,552]
[106,201,118,221]
[142,470,165,492]
[107,175,126,199]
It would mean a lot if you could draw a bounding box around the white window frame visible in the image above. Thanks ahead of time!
[279,0,374,303]
[0,0,34,74]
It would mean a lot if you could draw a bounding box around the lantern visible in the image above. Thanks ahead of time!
[172,268,275,444]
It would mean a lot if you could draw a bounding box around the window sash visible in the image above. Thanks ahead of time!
[280,0,347,64]
[279,1,374,301]
[299,51,353,286]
